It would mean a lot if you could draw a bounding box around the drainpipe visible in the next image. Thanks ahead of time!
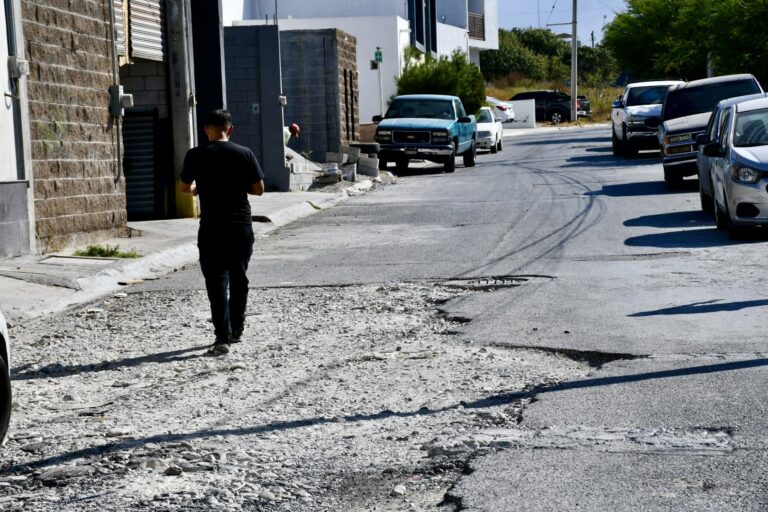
[106,0,124,188]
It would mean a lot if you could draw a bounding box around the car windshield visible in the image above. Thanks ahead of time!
[477,110,494,123]
[626,85,671,106]
[733,108,768,147]
[385,99,454,120]
[663,79,761,121]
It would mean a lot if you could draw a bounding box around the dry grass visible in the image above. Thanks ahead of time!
[487,76,622,123]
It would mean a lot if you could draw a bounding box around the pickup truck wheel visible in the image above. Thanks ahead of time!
[549,109,564,124]
[463,141,476,167]
[0,357,10,444]
[395,158,409,173]
[663,166,683,189]
[611,127,623,156]
[378,158,388,170]
[622,125,638,157]
[444,144,457,173]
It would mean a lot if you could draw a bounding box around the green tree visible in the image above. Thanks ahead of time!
[603,0,768,85]
[397,51,486,113]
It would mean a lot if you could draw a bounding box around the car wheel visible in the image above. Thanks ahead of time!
[378,158,388,170]
[0,357,10,444]
[699,178,714,213]
[549,109,564,124]
[395,158,409,173]
[714,192,728,230]
[463,141,476,167]
[490,137,498,154]
[497,138,503,152]
[663,166,683,189]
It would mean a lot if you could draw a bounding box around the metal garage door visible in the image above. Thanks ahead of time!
[123,110,157,221]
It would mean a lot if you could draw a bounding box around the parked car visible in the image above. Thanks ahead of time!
[476,107,503,154]
[696,93,768,212]
[509,90,591,124]
[611,80,684,157]
[485,96,515,123]
[373,94,477,173]
[703,97,768,237]
[0,309,10,444]
[658,74,763,186]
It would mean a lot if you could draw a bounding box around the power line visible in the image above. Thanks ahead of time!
[545,0,559,27]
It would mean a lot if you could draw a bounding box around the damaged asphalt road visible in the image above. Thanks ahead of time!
[5,126,768,510]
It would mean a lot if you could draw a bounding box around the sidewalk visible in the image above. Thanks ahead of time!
[0,180,375,324]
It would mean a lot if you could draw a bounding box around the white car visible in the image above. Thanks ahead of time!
[611,80,684,156]
[0,309,10,443]
[485,96,515,123]
[476,107,503,153]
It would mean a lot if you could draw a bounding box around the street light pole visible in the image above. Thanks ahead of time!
[570,0,578,123]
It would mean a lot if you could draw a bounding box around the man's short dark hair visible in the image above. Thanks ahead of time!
[205,109,233,128]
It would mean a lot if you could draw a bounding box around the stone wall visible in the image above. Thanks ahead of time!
[21,0,125,252]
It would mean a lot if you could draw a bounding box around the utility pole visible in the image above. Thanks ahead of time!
[570,0,578,123]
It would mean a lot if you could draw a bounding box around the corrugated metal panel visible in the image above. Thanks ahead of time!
[130,0,166,62]
[114,0,126,56]
[123,113,157,220]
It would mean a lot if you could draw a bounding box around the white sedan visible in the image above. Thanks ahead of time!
[486,96,515,123]
[476,107,503,153]
[0,309,10,443]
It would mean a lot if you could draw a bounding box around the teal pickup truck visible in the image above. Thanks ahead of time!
[374,94,477,173]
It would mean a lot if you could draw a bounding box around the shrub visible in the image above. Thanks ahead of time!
[397,51,486,114]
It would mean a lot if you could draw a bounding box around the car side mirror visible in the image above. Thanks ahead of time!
[645,118,661,129]
[372,115,382,123]
[458,116,472,123]
[695,133,710,146]
[703,142,724,158]
[611,100,623,108]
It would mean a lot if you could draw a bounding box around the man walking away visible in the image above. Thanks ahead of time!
[179,109,265,355]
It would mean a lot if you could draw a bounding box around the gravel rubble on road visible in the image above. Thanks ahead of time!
[1,282,589,510]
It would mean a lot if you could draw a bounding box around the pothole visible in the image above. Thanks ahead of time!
[441,275,553,291]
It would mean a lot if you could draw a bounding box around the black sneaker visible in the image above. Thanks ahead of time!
[229,330,243,343]
[207,340,230,356]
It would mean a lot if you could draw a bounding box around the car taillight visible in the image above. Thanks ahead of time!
[497,105,507,111]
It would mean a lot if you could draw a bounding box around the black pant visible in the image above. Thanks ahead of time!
[198,225,254,342]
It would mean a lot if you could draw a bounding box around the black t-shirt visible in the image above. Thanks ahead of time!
[180,141,265,228]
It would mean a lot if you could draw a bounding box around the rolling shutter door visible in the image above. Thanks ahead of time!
[129,0,166,62]
[123,111,158,220]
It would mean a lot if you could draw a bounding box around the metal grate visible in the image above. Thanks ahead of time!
[393,130,431,144]
[468,12,485,41]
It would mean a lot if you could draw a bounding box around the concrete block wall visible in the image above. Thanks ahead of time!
[120,59,169,120]
[21,0,125,252]
[281,29,359,161]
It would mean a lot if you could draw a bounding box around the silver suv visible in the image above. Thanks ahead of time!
[611,80,683,157]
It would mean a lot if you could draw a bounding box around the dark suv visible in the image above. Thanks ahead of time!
[509,90,591,124]
[658,74,762,186]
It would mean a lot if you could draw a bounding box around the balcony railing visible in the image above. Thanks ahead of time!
[468,12,485,40]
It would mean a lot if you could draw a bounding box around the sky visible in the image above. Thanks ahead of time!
[498,0,628,45]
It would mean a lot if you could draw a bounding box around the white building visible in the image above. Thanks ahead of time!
[222,0,499,124]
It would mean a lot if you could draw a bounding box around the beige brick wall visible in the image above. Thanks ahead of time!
[22,0,126,253]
